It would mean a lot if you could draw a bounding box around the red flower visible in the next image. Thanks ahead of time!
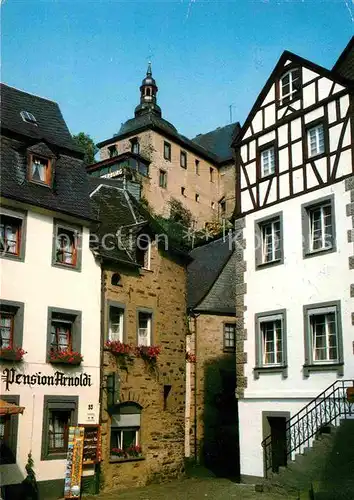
[186,352,196,363]
[105,340,133,356]
[135,345,161,361]
[49,349,83,364]
[0,346,27,361]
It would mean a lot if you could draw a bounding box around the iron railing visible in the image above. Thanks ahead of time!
[262,379,354,477]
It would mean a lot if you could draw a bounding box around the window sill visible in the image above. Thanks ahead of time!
[109,456,145,464]
[41,452,67,461]
[260,172,276,181]
[306,151,327,162]
[303,246,336,259]
[223,348,236,354]
[49,358,82,366]
[254,365,288,379]
[256,258,283,270]
[0,350,25,362]
[139,268,153,275]
[0,252,24,263]
[303,363,344,377]
[277,93,302,110]
[52,262,81,273]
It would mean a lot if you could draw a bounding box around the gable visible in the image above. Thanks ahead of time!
[236,51,350,146]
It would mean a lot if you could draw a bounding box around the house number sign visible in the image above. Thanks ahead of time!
[2,368,92,392]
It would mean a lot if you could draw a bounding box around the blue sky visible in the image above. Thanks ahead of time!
[2,1,353,144]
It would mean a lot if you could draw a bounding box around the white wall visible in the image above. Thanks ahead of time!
[243,180,353,399]
[0,209,101,485]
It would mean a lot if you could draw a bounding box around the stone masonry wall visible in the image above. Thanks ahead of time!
[99,131,236,229]
[100,243,187,492]
[187,313,239,476]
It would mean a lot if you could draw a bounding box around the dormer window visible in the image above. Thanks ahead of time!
[20,110,37,125]
[130,138,140,155]
[29,155,51,186]
[108,145,118,158]
[279,68,301,105]
[136,234,151,270]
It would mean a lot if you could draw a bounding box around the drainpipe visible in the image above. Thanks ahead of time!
[96,263,105,494]
[193,312,200,463]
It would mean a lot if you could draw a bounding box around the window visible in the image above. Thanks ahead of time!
[307,123,325,158]
[223,323,236,352]
[20,110,37,124]
[255,310,287,378]
[195,159,200,175]
[110,403,142,459]
[210,168,214,182]
[108,145,118,158]
[163,385,172,411]
[111,273,121,286]
[302,195,335,257]
[163,142,171,161]
[211,201,215,210]
[137,311,152,346]
[130,138,140,155]
[279,68,301,105]
[159,169,167,189]
[195,193,199,203]
[108,305,124,342]
[136,234,151,270]
[303,301,343,375]
[0,395,20,465]
[0,207,27,261]
[0,300,24,353]
[255,213,283,268]
[180,151,187,168]
[53,221,82,270]
[47,307,81,362]
[41,396,78,460]
[181,187,186,196]
[260,146,275,177]
[50,318,72,353]
[28,155,51,186]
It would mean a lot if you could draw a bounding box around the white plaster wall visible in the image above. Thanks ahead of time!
[238,399,311,478]
[0,210,101,485]
[243,180,353,401]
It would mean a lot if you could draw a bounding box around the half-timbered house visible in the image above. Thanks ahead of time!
[232,38,354,482]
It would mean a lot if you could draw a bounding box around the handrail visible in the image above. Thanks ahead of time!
[261,380,354,477]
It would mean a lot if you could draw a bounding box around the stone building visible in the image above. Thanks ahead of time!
[89,180,191,492]
[0,84,101,499]
[89,64,239,228]
[185,235,239,478]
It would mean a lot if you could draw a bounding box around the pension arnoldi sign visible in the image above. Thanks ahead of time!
[2,368,92,392]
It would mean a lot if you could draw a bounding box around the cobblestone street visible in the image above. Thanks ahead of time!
[83,477,294,500]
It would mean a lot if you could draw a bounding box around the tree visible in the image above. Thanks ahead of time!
[72,132,98,166]
[167,197,193,228]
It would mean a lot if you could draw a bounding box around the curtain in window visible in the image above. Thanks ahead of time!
[0,315,13,348]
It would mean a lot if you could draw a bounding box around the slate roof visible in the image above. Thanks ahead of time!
[332,36,354,81]
[1,84,93,222]
[1,83,82,153]
[90,184,191,266]
[97,111,222,164]
[191,122,240,163]
[187,236,235,313]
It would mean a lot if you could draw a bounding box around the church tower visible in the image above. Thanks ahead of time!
[134,63,162,117]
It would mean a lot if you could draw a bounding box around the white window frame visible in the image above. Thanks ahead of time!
[114,429,139,449]
[280,68,300,105]
[260,147,275,177]
[308,203,332,253]
[308,306,339,364]
[261,219,281,263]
[138,312,152,346]
[260,315,283,367]
[307,123,325,158]
[159,169,167,189]
[108,306,124,342]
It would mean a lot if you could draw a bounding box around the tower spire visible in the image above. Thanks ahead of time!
[135,63,161,118]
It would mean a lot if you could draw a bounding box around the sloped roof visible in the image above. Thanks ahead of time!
[97,111,224,165]
[0,83,82,154]
[333,36,354,81]
[233,49,353,147]
[90,184,191,266]
[191,122,240,163]
[187,236,234,311]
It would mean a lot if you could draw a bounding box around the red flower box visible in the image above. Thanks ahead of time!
[135,345,161,363]
[105,340,133,357]
[49,349,83,365]
[0,346,26,362]
[186,352,196,363]
[111,445,142,459]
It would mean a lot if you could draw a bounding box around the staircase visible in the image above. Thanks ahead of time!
[259,380,354,498]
